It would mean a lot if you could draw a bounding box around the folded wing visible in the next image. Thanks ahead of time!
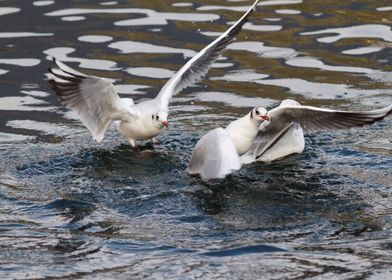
[48,58,137,142]
[156,0,260,109]
[187,128,242,180]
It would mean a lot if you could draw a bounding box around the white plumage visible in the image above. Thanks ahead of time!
[48,0,260,147]
[242,99,392,163]
[187,107,269,180]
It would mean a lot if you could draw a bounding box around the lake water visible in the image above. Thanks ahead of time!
[1,0,392,279]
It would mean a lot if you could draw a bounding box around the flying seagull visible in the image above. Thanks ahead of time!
[187,107,269,180]
[47,0,260,147]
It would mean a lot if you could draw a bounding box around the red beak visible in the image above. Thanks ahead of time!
[261,115,269,121]
[161,121,169,128]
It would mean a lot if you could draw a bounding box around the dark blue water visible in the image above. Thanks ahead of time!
[1,0,392,279]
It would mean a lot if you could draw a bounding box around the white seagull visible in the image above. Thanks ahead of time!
[241,99,392,164]
[47,0,260,147]
[189,100,392,180]
[187,107,270,180]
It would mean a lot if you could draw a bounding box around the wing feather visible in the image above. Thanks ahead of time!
[156,0,260,109]
[248,101,392,162]
[264,104,392,134]
[48,58,137,142]
[187,128,242,180]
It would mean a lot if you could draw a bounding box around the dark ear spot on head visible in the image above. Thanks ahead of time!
[152,115,154,119]
[250,110,253,119]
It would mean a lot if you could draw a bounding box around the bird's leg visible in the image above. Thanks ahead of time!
[128,139,136,147]
[151,137,157,145]
[129,139,141,152]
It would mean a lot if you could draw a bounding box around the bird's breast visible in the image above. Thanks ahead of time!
[118,119,161,141]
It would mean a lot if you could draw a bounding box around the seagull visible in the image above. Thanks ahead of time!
[187,107,269,180]
[241,99,392,164]
[47,0,260,147]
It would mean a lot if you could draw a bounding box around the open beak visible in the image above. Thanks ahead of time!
[261,115,269,121]
[161,121,169,128]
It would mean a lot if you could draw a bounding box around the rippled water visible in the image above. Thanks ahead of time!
[1,0,392,279]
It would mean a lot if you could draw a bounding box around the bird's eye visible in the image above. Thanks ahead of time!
[255,110,260,115]
[155,115,159,120]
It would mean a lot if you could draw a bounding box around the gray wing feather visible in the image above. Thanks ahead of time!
[48,58,137,142]
[156,0,260,109]
[247,103,392,163]
[264,104,392,134]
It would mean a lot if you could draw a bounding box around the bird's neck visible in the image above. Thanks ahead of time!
[225,114,260,155]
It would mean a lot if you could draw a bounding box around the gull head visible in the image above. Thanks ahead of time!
[151,110,169,129]
[250,107,269,122]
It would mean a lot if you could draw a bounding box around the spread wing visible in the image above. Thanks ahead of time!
[248,103,392,160]
[187,128,242,180]
[263,104,392,134]
[47,58,138,142]
[155,0,260,109]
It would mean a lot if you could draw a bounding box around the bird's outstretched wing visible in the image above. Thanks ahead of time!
[248,102,392,161]
[156,0,260,109]
[187,128,242,180]
[48,58,138,142]
[263,103,392,134]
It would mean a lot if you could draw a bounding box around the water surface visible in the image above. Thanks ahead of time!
[0,0,392,279]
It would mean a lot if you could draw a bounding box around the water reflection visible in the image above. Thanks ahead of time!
[78,35,113,43]
[301,24,392,43]
[1,0,392,278]
[195,91,276,107]
[275,9,301,14]
[0,96,54,111]
[43,47,119,70]
[0,32,53,38]
[126,67,175,79]
[228,22,282,32]
[228,41,298,58]
[255,78,387,99]
[45,7,219,27]
[109,41,196,57]
[33,1,54,7]
[342,46,384,55]
[0,7,20,16]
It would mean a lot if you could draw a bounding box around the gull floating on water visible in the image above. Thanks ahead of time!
[47,0,260,147]
[187,107,269,180]
[189,100,392,180]
[242,99,392,164]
